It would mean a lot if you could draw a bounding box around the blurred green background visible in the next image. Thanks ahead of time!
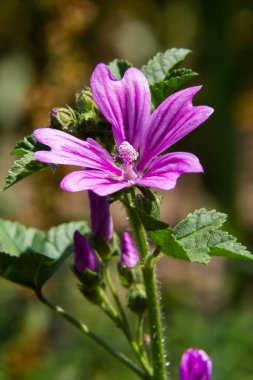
[0,0,253,379]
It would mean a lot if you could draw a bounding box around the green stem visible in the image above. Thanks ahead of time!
[123,193,149,261]
[105,266,131,336]
[142,265,167,380]
[123,194,167,380]
[105,266,153,378]
[137,314,145,348]
[99,287,122,326]
[35,288,146,379]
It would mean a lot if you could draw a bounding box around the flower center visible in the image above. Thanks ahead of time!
[118,141,139,165]
[118,141,139,181]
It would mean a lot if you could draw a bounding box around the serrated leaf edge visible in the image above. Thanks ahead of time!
[173,208,227,240]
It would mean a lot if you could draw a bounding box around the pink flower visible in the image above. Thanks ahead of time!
[34,64,213,196]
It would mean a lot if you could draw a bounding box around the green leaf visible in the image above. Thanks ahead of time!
[171,209,253,263]
[3,153,48,190]
[150,68,198,107]
[0,219,90,290]
[135,193,161,221]
[11,134,48,156]
[208,231,253,260]
[173,208,227,239]
[141,48,192,85]
[108,59,133,80]
[151,228,210,263]
[134,194,166,231]
[135,205,253,264]
[3,135,50,190]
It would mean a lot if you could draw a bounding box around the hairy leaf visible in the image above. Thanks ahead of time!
[0,219,90,289]
[108,59,133,80]
[141,48,191,85]
[11,134,48,156]
[171,209,252,263]
[3,135,50,190]
[135,205,252,264]
[173,208,227,239]
[150,68,198,107]
[3,153,48,190]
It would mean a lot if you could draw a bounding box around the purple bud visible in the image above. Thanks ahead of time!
[88,190,113,242]
[120,232,139,268]
[180,348,212,380]
[74,231,100,274]
[51,108,58,116]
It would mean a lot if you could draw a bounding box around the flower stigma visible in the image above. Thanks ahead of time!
[118,141,139,181]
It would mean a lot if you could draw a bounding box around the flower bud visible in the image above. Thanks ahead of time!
[127,284,146,315]
[120,232,139,269]
[180,348,212,380]
[88,190,113,242]
[51,108,58,116]
[51,106,78,133]
[76,88,100,125]
[74,231,100,274]
[76,88,98,113]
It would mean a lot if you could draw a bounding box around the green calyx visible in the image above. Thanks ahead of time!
[127,284,147,315]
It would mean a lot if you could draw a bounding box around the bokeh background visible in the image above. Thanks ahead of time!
[0,0,253,379]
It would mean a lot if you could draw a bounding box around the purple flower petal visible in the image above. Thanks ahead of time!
[88,190,113,241]
[136,152,203,190]
[74,230,100,273]
[180,348,212,380]
[120,232,139,268]
[145,151,203,175]
[34,65,214,197]
[137,86,214,171]
[136,174,179,190]
[34,128,121,175]
[60,170,130,195]
[90,63,151,151]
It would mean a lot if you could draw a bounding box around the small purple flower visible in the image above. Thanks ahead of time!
[120,232,139,268]
[88,190,113,242]
[34,64,214,196]
[180,348,212,380]
[74,230,100,274]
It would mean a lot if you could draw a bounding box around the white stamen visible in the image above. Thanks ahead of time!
[118,141,139,181]
[118,141,139,165]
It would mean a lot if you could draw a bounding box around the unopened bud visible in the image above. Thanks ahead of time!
[127,284,146,315]
[74,231,100,274]
[51,106,78,133]
[76,88,97,112]
[180,348,212,380]
[88,190,113,242]
[76,88,100,124]
[120,232,139,269]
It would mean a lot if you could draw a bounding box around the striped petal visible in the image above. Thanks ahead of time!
[136,152,203,190]
[91,64,151,151]
[60,170,130,196]
[138,86,213,171]
[34,128,121,175]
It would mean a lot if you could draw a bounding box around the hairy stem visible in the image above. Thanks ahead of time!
[35,288,146,379]
[105,266,152,377]
[123,194,167,380]
[142,264,167,380]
